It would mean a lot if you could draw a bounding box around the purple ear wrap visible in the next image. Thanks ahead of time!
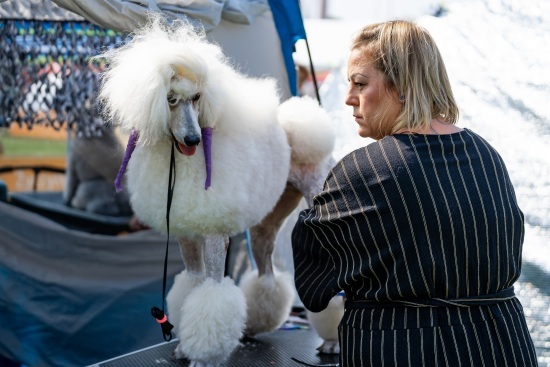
[115,129,139,192]
[114,128,211,192]
[201,127,213,190]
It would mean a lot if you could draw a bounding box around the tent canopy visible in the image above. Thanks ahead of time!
[0,0,309,133]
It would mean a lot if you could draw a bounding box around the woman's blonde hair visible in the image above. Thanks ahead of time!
[351,20,459,133]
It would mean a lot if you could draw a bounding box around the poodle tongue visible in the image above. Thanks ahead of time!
[177,142,196,156]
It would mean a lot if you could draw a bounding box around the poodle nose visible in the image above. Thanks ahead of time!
[184,134,201,147]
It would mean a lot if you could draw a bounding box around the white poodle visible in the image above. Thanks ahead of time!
[307,294,345,354]
[97,16,335,367]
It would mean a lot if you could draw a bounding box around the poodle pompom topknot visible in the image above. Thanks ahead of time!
[96,15,228,145]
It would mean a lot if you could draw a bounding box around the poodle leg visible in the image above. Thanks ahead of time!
[250,182,303,277]
[62,147,79,206]
[307,294,345,355]
[166,237,206,341]
[241,183,303,336]
[240,269,295,336]
[288,155,336,207]
[203,235,228,281]
[178,236,205,276]
[174,235,247,366]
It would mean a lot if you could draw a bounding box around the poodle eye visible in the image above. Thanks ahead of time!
[167,93,179,106]
[192,93,201,102]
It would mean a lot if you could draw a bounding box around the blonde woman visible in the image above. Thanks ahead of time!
[292,20,538,366]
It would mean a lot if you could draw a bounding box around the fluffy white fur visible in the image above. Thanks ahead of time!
[97,15,337,366]
[166,270,205,335]
[307,295,345,354]
[239,269,295,336]
[174,277,247,365]
[98,17,289,237]
[279,96,335,165]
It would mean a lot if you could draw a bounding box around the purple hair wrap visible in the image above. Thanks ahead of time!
[201,127,213,190]
[114,129,139,192]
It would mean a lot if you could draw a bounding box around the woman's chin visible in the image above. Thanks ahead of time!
[357,128,371,139]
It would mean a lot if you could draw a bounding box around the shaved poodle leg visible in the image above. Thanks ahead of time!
[178,235,229,281]
[250,182,303,276]
[173,234,245,366]
[204,234,229,282]
[178,237,205,276]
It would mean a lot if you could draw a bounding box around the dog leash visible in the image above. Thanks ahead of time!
[151,142,176,341]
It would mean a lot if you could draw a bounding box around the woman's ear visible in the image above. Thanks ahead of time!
[392,87,405,104]
[387,84,403,104]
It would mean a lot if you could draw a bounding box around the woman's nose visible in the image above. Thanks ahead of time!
[345,90,357,106]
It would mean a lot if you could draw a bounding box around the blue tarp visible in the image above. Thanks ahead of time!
[267,0,307,96]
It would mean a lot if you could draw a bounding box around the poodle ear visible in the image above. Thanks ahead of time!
[195,43,228,129]
[140,65,173,141]
[98,50,173,144]
[198,84,222,129]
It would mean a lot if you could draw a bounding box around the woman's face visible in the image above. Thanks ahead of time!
[345,48,402,140]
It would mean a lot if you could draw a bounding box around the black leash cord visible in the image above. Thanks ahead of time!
[151,142,176,341]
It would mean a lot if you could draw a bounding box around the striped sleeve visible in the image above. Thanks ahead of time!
[292,206,339,312]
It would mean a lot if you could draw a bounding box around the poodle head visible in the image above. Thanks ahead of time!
[96,15,227,153]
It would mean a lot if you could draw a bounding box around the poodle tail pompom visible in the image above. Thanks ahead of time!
[278,96,335,165]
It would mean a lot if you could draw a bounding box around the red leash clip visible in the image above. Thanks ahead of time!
[151,306,174,341]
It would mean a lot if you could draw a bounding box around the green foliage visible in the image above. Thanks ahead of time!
[0,131,67,156]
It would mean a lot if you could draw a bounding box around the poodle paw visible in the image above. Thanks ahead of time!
[239,270,295,336]
[317,340,340,355]
[175,277,246,365]
[172,346,184,360]
[173,346,220,367]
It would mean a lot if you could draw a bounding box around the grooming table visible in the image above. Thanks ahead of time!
[88,328,340,367]
[8,191,132,234]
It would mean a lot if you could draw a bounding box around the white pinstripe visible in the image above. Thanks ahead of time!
[292,129,536,366]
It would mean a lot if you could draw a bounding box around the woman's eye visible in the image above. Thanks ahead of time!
[192,93,201,102]
[167,93,179,106]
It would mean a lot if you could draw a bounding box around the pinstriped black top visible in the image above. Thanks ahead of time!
[292,129,538,366]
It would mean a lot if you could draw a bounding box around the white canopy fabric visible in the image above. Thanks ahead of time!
[48,0,270,33]
[0,0,270,33]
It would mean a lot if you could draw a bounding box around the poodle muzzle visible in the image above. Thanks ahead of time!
[114,127,213,192]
